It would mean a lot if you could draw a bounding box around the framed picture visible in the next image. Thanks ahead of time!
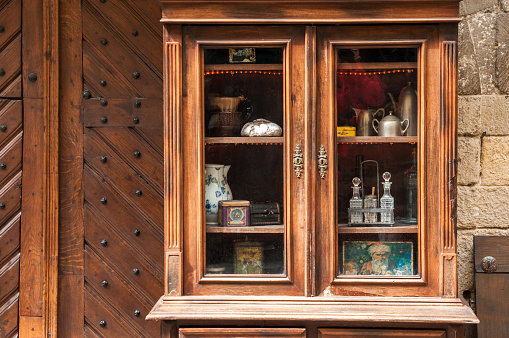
[229,48,256,63]
[341,241,414,276]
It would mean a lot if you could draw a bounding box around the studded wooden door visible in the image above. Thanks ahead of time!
[81,0,164,336]
[0,0,22,336]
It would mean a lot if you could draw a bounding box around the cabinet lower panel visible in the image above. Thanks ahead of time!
[179,327,306,337]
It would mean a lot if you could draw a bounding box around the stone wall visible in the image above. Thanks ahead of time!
[457,0,509,335]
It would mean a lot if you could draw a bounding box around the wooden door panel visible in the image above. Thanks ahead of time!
[0,255,19,302]
[94,128,164,193]
[84,285,142,338]
[0,0,20,98]
[85,250,161,337]
[0,296,18,337]
[82,98,163,128]
[83,166,163,262]
[0,132,21,184]
[0,100,22,146]
[0,173,20,225]
[475,236,509,337]
[0,214,19,264]
[83,43,132,99]
[83,0,162,76]
[85,129,164,227]
[82,0,162,99]
[84,202,163,303]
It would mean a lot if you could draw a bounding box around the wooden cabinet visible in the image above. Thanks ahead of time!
[148,1,478,337]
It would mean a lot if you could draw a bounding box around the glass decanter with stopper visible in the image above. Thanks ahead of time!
[380,171,394,225]
[349,177,363,224]
[402,151,418,224]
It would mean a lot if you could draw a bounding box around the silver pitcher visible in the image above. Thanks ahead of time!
[396,82,418,136]
[372,111,409,137]
[354,107,385,136]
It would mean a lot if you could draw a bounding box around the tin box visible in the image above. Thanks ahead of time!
[218,200,250,227]
[337,126,356,137]
[234,241,263,274]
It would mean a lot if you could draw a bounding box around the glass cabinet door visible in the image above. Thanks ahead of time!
[316,25,443,297]
[181,26,310,296]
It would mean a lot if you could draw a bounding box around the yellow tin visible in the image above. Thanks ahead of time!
[337,126,356,137]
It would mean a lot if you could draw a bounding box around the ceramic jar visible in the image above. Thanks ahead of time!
[205,164,233,225]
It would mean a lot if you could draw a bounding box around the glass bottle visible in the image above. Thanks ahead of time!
[363,187,378,223]
[380,172,394,224]
[403,151,418,224]
[349,177,363,224]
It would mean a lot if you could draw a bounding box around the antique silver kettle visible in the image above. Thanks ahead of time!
[396,82,418,136]
[353,107,385,136]
[372,111,409,137]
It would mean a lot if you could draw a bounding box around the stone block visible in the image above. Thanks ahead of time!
[457,229,475,294]
[480,95,509,135]
[481,136,509,185]
[496,14,509,93]
[458,20,481,95]
[457,186,509,229]
[460,14,497,94]
[460,0,499,16]
[458,96,482,135]
[502,0,509,13]
[458,137,481,185]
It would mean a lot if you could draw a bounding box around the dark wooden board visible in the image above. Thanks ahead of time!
[475,236,509,273]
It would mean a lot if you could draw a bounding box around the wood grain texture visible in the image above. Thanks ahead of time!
[319,328,446,337]
[20,98,44,317]
[160,1,460,24]
[148,297,478,324]
[180,327,306,338]
[476,274,509,337]
[475,236,509,273]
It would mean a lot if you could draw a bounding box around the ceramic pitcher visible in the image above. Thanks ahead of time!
[205,164,233,224]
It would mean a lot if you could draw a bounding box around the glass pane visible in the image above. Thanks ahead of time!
[203,47,285,276]
[336,47,419,277]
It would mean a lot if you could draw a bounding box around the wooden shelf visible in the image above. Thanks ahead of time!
[338,62,417,70]
[205,64,283,71]
[338,223,418,234]
[337,136,417,144]
[206,224,284,234]
[206,136,284,144]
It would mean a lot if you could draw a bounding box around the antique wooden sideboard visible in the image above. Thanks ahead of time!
[146,1,479,337]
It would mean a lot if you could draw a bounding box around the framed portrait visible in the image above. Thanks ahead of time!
[341,241,414,276]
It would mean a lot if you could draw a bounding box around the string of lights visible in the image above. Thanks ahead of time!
[204,69,414,76]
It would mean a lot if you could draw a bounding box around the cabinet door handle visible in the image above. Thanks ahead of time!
[318,145,328,179]
[293,144,304,178]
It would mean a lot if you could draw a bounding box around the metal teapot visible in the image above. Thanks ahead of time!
[353,107,385,136]
[372,111,409,137]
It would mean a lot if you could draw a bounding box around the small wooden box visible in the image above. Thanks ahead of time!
[218,200,250,227]
[250,202,281,225]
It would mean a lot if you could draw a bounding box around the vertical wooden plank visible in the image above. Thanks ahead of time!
[22,0,44,99]
[58,0,84,335]
[20,98,44,317]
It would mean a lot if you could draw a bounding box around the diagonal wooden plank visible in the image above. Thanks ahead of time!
[85,129,164,224]
[93,128,164,194]
[85,249,160,337]
[0,293,18,337]
[83,167,164,270]
[0,34,21,97]
[0,100,22,147]
[0,253,19,304]
[83,42,132,98]
[82,1,162,98]
[84,204,163,304]
[83,0,162,76]
[123,0,163,40]
[0,131,21,186]
[0,0,21,52]
[84,284,140,338]
[0,213,20,266]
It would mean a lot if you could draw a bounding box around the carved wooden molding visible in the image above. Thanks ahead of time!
[165,40,182,251]
[441,41,457,298]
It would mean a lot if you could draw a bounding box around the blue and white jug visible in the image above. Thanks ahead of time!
[205,164,233,225]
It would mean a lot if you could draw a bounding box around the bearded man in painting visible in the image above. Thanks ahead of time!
[360,243,396,275]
